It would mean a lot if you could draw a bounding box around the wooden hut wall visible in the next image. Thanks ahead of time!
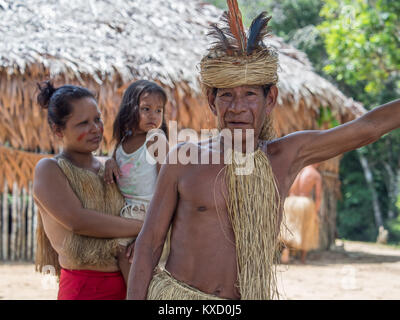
[0,69,124,154]
[0,147,47,261]
[0,180,38,262]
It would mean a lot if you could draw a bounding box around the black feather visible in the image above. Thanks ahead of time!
[246,12,272,55]
[216,12,243,53]
[208,23,234,55]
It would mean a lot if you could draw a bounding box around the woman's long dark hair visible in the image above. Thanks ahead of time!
[112,80,168,147]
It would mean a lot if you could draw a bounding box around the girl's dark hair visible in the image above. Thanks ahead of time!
[37,81,96,129]
[112,80,168,145]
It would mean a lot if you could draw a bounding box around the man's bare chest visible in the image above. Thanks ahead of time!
[177,163,228,213]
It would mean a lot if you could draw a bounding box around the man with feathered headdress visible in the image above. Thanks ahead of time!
[127,0,400,300]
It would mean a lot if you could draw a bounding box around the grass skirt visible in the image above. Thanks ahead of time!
[281,196,319,251]
[147,270,225,300]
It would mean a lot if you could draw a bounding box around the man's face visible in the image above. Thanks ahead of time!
[208,85,277,141]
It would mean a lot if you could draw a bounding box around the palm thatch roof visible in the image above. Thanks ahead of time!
[0,0,366,184]
[0,0,216,89]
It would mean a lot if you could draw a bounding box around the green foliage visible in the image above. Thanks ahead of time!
[317,107,340,128]
[397,193,400,211]
[318,0,400,94]
[265,0,323,37]
[266,0,329,73]
[337,151,378,241]
[207,0,330,74]
[207,0,272,27]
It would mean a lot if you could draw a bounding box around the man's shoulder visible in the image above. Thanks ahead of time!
[259,137,284,156]
[262,130,315,155]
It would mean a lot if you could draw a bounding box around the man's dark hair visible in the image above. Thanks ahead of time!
[37,81,96,129]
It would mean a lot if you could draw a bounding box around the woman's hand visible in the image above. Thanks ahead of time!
[104,158,121,184]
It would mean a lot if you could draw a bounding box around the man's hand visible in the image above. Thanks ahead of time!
[104,158,121,184]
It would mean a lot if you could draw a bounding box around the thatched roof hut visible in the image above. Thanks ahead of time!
[0,0,364,152]
[0,0,366,259]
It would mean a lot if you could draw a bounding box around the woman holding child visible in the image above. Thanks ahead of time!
[34,80,168,300]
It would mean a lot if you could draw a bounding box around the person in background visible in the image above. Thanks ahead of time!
[280,163,322,264]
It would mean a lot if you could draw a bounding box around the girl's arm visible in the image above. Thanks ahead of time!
[33,158,142,238]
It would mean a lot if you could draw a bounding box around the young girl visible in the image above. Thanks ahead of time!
[104,80,169,282]
[34,81,143,300]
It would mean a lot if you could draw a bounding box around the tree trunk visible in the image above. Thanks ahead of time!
[396,164,400,218]
[319,178,338,250]
[382,161,399,219]
[357,150,384,228]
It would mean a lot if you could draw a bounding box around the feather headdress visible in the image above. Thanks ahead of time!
[200,0,279,89]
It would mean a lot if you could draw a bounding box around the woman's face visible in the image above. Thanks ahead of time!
[136,92,164,134]
[59,97,104,152]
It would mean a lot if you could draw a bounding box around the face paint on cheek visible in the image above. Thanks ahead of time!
[77,132,87,142]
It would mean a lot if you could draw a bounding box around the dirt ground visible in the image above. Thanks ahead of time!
[1,240,400,300]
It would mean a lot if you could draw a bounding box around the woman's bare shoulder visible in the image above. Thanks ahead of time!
[34,157,63,180]
[35,157,57,169]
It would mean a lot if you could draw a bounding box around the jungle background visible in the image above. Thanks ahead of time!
[208,0,400,246]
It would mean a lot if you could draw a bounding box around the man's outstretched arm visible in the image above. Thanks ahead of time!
[285,99,400,169]
[126,154,179,300]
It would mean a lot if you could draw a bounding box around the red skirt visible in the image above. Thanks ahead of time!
[58,268,126,300]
